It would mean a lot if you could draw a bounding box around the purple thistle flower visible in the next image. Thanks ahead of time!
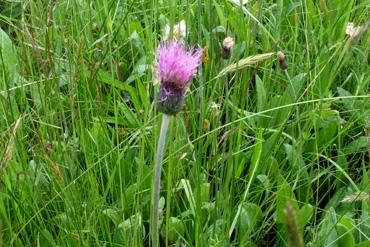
[156,41,203,115]
[157,41,203,88]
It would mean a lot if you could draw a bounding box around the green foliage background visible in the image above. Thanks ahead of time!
[0,0,369,246]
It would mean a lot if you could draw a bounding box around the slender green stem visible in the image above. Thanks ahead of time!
[284,69,302,134]
[196,2,203,244]
[197,0,204,136]
[152,113,170,247]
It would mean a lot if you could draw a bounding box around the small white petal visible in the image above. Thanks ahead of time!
[228,0,248,6]
[174,20,187,42]
[162,24,170,42]
[346,22,354,36]
[162,20,188,43]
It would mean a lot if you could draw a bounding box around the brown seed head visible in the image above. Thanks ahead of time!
[222,37,234,59]
[277,51,288,70]
[277,51,285,61]
[222,37,234,50]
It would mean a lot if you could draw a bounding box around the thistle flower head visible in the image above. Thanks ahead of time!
[157,41,203,88]
[156,41,203,115]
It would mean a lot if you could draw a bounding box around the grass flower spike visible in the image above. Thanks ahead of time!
[156,41,203,115]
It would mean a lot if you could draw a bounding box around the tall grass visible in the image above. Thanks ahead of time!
[0,0,369,246]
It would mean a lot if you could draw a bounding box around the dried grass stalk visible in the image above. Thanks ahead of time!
[1,117,21,169]
[215,52,275,79]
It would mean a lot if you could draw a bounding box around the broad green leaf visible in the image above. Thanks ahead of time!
[102,208,121,226]
[258,131,281,174]
[39,229,57,246]
[129,30,143,53]
[316,208,338,247]
[356,240,370,247]
[200,182,210,203]
[239,202,263,238]
[344,136,368,155]
[0,27,21,88]
[137,78,149,109]
[126,56,148,83]
[272,73,307,126]
[119,102,140,128]
[1,2,22,18]
[97,69,140,109]
[208,219,228,240]
[161,217,185,243]
[336,216,355,247]
[276,176,298,224]
[297,204,313,230]
[255,74,266,113]
[117,213,145,243]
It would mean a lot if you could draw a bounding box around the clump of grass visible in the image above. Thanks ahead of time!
[0,1,369,246]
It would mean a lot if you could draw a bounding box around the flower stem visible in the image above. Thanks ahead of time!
[152,113,170,247]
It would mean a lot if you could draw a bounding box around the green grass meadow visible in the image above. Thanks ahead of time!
[0,0,369,246]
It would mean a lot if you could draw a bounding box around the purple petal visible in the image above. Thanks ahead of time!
[157,41,203,88]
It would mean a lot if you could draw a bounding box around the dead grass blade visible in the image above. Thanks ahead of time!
[1,117,21,169]
[341,192,368,203]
